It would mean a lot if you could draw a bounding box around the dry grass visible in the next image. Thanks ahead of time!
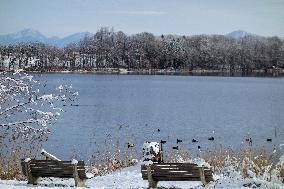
[274,158,284,183]
[1,127,283,184]
[152,143,283,183]
[202,146,276,179]
[164,148,192,163]
[0,129,46,180]
[86,124,139,175]
[0,148,32,180]
[0,156,21,180]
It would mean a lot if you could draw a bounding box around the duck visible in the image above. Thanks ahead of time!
[266,138,272,142]
[172,146,179,150]
[177,139,182,144]
[127,142,135,148]
[208,137,214,141]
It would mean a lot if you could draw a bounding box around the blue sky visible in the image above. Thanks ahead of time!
[0,0,283,37]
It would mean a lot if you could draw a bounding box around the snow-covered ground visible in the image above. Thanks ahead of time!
[0,163,283,189]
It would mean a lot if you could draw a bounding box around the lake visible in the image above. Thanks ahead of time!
[37,73,284,160]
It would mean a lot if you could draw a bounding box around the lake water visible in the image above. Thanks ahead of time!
[37,74,284,160]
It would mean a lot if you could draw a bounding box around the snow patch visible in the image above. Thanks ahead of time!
[71,159,78,164]
[142,142,160,164]
[24,158,31,163]
[39,94,54,101]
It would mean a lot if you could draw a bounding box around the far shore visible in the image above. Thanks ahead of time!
[1,67,284,77]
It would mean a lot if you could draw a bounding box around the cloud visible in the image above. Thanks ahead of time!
[101,10,166,15]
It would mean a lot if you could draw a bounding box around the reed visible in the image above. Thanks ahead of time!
[1,129,283,184]
[86,124,138,176]
[163,144,283,182]
[0,127,48,179]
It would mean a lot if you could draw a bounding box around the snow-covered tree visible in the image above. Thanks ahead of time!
[0,28,284,72]
[0,70,77,178]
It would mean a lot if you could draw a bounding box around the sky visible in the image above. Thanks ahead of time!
[0,0,284,37]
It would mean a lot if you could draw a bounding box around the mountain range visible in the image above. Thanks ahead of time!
[225,30,255,39]
[0,29,256,47]
[0,29,92,47]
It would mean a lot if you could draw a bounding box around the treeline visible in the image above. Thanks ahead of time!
[0,27,284,72]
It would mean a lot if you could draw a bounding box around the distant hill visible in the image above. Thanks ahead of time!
[0,29,263,47]
[0,29,93,47]
[226,30,255,39]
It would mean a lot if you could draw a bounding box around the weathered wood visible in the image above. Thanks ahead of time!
[141,163,213,188]
[23,159,40,185]
[21,159,88,187]
[199,166,207,186]
[147,165,157,188]
[73,161,86,187]
[41,149,61,161]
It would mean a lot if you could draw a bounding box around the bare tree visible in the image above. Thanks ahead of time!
[0,70,77,177]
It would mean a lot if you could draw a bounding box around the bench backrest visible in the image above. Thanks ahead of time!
[21,159,86,179]
[141,163,213,182]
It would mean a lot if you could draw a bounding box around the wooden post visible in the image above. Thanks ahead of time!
[73,161,86,187]
[147,165,157,188]
[24,159,39,185]
[198,166,207,186]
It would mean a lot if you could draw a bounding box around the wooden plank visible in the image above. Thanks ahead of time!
[141,163,213,182]
[141,168,212,172]
[26,160,84,165]
[153,169,200,174]
[142,174,207,178]
[30,166,85,170]
[29,163,85,167]
[30,170,73,174]
[32,174,73,178]
[21,159,87,179]
[142,169,212,173]
[32,169,73,173]
[141,176,213,181]
[144,170,210,176]
[142,164,212,171]
[142,171,212,177]
[30,170,86,178]
[153,177,202,181]
[142,175,212,180]
[141,163,198,169]
[29,164,84,169]
[154,173,201,177]
[142,166,200,171]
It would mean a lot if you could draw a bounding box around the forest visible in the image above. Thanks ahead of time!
[0,27,284,73]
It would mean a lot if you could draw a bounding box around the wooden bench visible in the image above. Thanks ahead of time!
[21,158,88,187]
[141,163,213,188]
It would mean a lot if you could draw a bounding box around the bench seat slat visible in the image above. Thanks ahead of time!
[21,159,87,179]
[142,171,212,176]
[142,174,209,178]
[151,177,203,181]
[31,171,87,178]
[141,163,213,183]
[142,175,213,181]
[141,170,212,175]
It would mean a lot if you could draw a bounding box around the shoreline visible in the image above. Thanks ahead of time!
[1,68,284,77]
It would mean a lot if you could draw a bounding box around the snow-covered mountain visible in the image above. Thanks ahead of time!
[226,30,255,39]
[0,29,93,47]
[57,32,92,47]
